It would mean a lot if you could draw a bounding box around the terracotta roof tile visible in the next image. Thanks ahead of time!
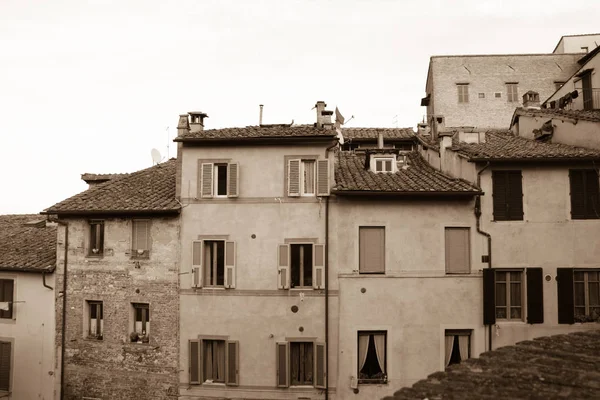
[81,173,129,184]
[334,151,480,195]
[342,128,415,141]
[175,125,336,141]
[0,215,56,272]
[515,107,600,124]
[44,159,180,215]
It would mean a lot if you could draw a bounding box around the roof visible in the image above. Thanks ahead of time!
[512,107,600,126]
[342,128,415,142]
[430,52,584,59]
[0,215,56,273]
[386,329,600,400]
[333,151,481,196]
[81,173,129,184]
[174,125,337,142]
[452,131,600,162]
[44,159,180,215]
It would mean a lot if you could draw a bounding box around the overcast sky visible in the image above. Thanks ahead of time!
[1,0,599,214]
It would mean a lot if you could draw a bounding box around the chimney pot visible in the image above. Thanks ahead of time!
[177,114,190,136]
[377,132,384,149]
[315,101,327,128]
[188,111,208,133]
[522,91,541,109]
[259,105,264,125]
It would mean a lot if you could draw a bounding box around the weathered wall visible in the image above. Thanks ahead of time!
[516,115,600,150]
[554,35,600,54]
[55,217,180,400]
[545,52,600,106]
[0,271,55,400]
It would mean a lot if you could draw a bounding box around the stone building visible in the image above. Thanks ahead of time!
[43,161,181,400]
[0,214,56,399]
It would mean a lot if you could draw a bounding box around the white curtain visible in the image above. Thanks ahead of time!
[358,334,369,372]
[204,342,213,381]
[216,341,225,382]
[458,335,469,362]
[373,334,386,374]
[444,336,455,367]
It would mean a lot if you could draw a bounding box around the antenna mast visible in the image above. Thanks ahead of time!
[166,126,170,159]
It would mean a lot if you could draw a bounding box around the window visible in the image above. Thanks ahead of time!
[287,158,330,197]
[554,81,565,91]
[582,46,589,53]
[276,341,325,388]
[131,303,150,342]
[191,240,236,288]
[444,330,470,368]
[494,92,502,98]
[457,84,469,103]
[580,71,593,110]
[506,83,519,102]
[574,270,600,322]
[374,158,393,173]
[302,160,316,195]
[478,92,485,99]
[495,270,523,320]
[0,280,13,319]
[189,338,239,385]
[357,331,386,384]
[570,169,599,219]
[132,220,150,258]
[199,161,239,198]
[278,243,325,289]
[0,342,10,392]
[88,220,104,256]
[359,227,385,274]
[87,301,103,340]
[445,228,470,274]
[492,170,523,221]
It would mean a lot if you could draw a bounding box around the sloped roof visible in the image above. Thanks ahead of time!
[342,128,415,141]
[81,173,129,184]
[175,125,336,142]
[334,151,481,195]
[386,330,600,400]
[512,107,600,125]
[44,159,180,215]
[453,131,600,161]
[0,215,56,272]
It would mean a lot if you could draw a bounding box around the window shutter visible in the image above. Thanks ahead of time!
[278,244,290,289]
[226,340,239,386]
[201,163,214,198]
[132,220,150,252]
[288,159,301,197]
[444,228,470,274]
[198,338,204,384]
[569,170,585,219]
[359,227,385,273]
[224,241,236,289]
[507,171,524,220]
[315,342,326,389]
[192,241,203,288]
[526,268,544,324]
[313,244,325,289]
[276,342,289,388]
[0,342,9,391]
[557,268,574,324]
[227,162,239,198]
[585,170,600,218]
[189,339,200,384]
[1,281,13,319]
[316,159,330,196]
[483,269,496,325]
[492,171,508,221]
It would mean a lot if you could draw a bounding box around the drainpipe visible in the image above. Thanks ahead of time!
[475,162,492,351]
[42,272,53,290]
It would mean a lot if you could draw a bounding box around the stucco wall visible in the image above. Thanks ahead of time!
[56,217,180,400]
[516,115,600,150]
[0,271,55,400]
[545,52,599,106]
[554,35,600,54]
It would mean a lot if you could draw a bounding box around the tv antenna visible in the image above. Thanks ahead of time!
[151,148,162,165]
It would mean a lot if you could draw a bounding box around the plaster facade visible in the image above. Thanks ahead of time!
[553,34,600,54]
[545,48,599,109]
[514,115,600,150]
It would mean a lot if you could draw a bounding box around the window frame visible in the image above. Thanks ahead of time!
[289,340,315,386]
[203,240,226,287]
[457,84,469,103]
[574,269,600,321]
[276,338,325,389]
[131,219,151,259]
[0,280,14,320]
[357,330,387,384]
[290,242,314,289]
[213,163,228,198]
[444,329,471,367]
[191,335,239,386]
[373,157,394,173]
[358,226,385,274]
[197,159,239,199]
[87,300,103,340]
[131,303,150,342]
[506,83,519,103]
[300,159,316,196]
[88,220,105,257]
[494,269,524,321]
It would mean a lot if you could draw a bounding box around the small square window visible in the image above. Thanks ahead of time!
[88,220,104,256]
[131,303,150,343]
[478,93,485,99]
[87,301,103,340]
[444,330,471,367]
[373,157,394,173]
[494,92,502,98]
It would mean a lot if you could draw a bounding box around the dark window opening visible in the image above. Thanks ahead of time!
[89,221,104,256]
[88,301,103,339]
[0,280,13,319]
[445,330,471,367]
[203,339,226,383]
[492,170,523,221]
[569,169,599,219]
[133,303,150,340]
[358,332,386,383]
[216,164,227,196]
[290,342,313,385]
[291,244,312,288]
[204,240,225,286]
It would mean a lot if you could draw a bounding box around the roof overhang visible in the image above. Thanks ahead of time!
[175,136,337,146]
[332,190,482,197]
[0,265,55,274]
[40,209,180,217]
[468,157,600,163]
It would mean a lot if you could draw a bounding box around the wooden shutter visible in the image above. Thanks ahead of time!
[276,342,289,387]
[359,227,385,273]
[313,244,325,289]
[316,159,330,196]
[227,162,239,198]
[526,268,544,324]
[226,340,239,386]
[132,220,150,252]
[507,171,524,220]
[224,241,236,289]
[1,281,13,319]
[0,342,9,391]
[444,228,470,274]
[557,268,574,324]
[278,244,290,289]
[492,171,508,221]
[192,241,203,288]
[483,269,496,325]
[569,170,585,219]
[201,163,214,198]
[585,170,600,218]
[189,339,200,384]
[315,342,326,389]
[288,159,301,197]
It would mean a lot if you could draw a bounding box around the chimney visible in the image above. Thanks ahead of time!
[315,101,327,128]
[322,110,333,128]
[177,114,190,136]
[417,122,430,136]
[377,132,384,149]
[188,111,208,133]
[522,91,541,109]
[259,104,264,125]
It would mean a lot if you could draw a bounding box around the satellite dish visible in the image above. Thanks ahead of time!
[151,148,162,165]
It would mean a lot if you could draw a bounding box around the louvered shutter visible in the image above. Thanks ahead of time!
[192,241,203,288]
[189,340,200,384]
[201,163,214,198]
[276,342,289,387]
[585,170,600,218]
[483,269,496,325]
[315,342,326,389]
[569,170,585,219]
[316,159,330,196]
[132,220,150,253]
[0,342,10,391]
[288,159,301,197]
[444,228,470,274]
[227,162,239,198]
[198,339,204,384]
[226,340,239,386]
[224,241,236,289]
[492,171,508,221]
[313,244,325,289]
[526,268,544,324]
[507,171,524,220]
[557,268,574,324]
[278,244,290,289]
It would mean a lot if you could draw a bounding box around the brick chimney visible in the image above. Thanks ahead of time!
[188,112,208,133]
[522,91,541,109]
[315,101,328,128]
[177,114,190,136]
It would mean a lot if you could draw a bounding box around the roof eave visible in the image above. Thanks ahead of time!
[467,157,600,163]
[41,208,181,217]
[0,265,56,274]
[174,135,337,144]
[332,190,482,197]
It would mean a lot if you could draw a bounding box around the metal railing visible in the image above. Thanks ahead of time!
[581,88,600,110]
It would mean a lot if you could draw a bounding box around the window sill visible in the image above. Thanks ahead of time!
[201,382,225,386]
[85,255,104,260]
[495,319,525,325]
[358,380,388,385]
[84,336,104,341]
[0,318,15,324]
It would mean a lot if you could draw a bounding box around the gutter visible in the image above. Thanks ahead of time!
[42,272,53,290]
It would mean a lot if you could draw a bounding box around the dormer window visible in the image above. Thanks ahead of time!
[374,158,394,173]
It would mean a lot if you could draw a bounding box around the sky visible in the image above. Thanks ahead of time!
[1,0,599,214]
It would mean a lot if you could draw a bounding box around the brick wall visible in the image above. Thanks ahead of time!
[55,216,180,400]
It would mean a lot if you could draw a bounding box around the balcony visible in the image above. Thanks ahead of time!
[561,88,600,111]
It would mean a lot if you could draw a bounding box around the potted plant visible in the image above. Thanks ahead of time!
[129,332,139,343]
